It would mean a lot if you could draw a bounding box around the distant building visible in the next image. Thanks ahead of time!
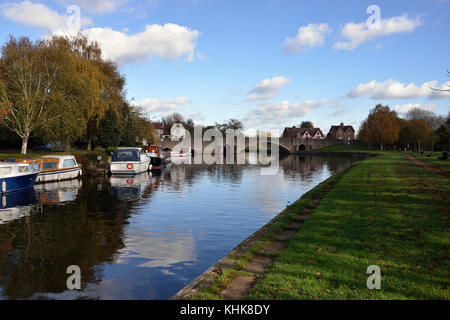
[282,126,324,139]
[170,122,186,141]
[327,123,355,140]
[282,126,300,138]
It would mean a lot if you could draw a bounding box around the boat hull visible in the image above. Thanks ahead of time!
[110,161,150,175]
[37,167,82,183]
[0,173,39,193]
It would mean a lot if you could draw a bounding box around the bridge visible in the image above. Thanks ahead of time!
[161,135,341,154]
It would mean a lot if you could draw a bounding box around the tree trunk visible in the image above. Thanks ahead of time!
[87,136,92,151]
[65,138,71,152]
[21,136,29,155]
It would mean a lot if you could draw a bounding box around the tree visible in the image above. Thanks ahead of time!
[215,119,244,133]
[162,113,184,129]
[300,121,313,128]
[358,104,400,150]
[398,119,431,151]
[435,124,449,151]
[96,108,122,147]
[0,36,59,154]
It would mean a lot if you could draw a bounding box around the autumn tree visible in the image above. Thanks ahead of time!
[0,36,59,154]
[358,104,400,150]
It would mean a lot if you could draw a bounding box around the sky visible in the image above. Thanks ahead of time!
[0,0,449,135]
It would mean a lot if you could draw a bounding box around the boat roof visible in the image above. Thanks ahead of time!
[42,155,76,160]
[116,147,142,150]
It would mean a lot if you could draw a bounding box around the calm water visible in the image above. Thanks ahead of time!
[0,154,358,300]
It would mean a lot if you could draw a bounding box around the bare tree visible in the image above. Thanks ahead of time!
[430,69,450,92]
[0,37,58,154]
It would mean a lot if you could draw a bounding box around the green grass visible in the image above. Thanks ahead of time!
[187,152,449,300]
[247,152,449,299]
[407,151,450,175]
[311,143,371,153]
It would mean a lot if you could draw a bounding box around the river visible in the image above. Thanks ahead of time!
[0,154,359,299]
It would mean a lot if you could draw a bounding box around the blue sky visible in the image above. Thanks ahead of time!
[1,0,449,134]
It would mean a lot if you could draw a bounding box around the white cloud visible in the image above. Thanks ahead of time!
[0,1,92,32]
[347,79,450,99]
[394,103,438,114]
[244,100,328,127]
[334,14,422,50]
[283,23,332,53]
[1,1,200,64]
[134,96,191,114]
[77,24,200,63]
[246,76,291,101]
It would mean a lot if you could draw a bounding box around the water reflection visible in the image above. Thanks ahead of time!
[0,154,359,300]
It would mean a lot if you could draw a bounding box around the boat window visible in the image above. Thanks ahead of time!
[43,162,58,170]
[112,150,140,162]
[63,159,77,168]
[18,166,30,173]
[0,167,12,175]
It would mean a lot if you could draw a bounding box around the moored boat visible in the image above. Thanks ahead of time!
[110,147,150,175]
[148,145,168,171]
[0,163,39,193]
[16,155,82,183]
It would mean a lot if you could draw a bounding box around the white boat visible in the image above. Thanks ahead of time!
[37,156,82,183]
[110,147,150,175]
[15,155,82,183]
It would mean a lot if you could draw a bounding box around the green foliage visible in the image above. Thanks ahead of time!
[96,108,122,148]
[300,121,314,128]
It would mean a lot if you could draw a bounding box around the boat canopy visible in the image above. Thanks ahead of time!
[112,149,141,162]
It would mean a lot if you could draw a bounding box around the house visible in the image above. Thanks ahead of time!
[282,126,325,139]
[170,122,186,140]
[327,123,355,140]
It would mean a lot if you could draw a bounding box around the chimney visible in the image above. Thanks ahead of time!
[340,122,344,127]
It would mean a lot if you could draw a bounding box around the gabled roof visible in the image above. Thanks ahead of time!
[328,123,355,134]
[282,127,300,138]
[298,128,324,137]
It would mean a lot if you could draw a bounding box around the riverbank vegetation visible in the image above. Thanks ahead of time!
[185,152,449,300]
[0,35,156,154]
[358,104,449,152]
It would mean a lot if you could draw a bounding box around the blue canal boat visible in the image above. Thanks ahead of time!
[0,163,39,193]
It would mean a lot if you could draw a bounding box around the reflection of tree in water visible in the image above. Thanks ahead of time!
[280,155,355,182]
[168,163,244,191]
[0,177,135,299]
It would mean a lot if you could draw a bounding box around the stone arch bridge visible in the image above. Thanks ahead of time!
[161,136,341,154]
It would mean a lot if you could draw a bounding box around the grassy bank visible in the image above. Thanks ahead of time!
[184,152,449,300]
[406,151,450,175]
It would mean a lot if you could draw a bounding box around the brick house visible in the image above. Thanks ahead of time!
[327,123,355,140]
